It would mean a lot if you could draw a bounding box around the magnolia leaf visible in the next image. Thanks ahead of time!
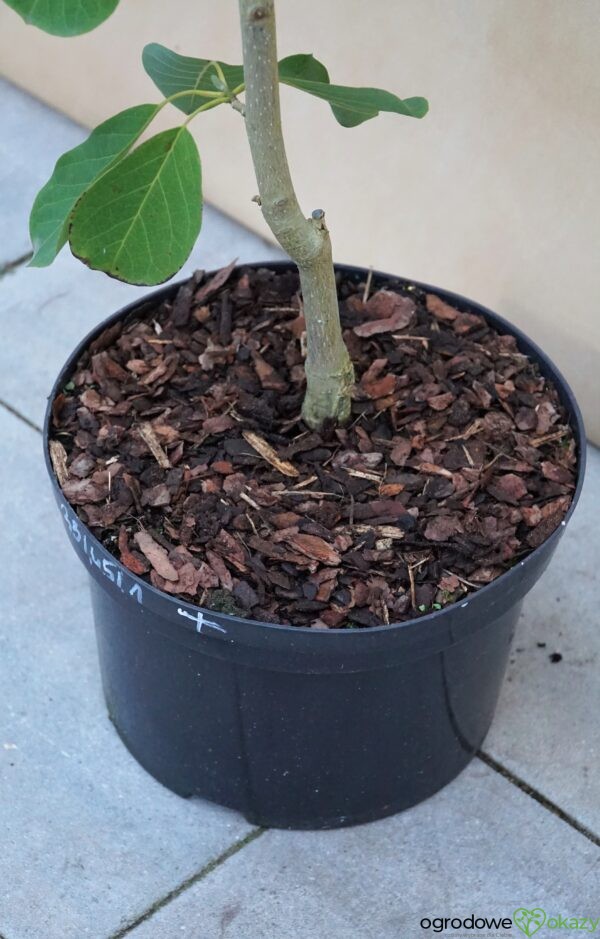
[29,104,160,268]
[142,44,427,128]
[279,54,428,127]
[69,127,202,285]
[316,85,428,127]
[278,53,330,85]
[142,43,244,114]
[3,0,119,36]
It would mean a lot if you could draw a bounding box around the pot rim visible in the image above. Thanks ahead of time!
[43,261,587,652]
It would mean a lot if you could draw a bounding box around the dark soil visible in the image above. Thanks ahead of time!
[50,264,577,629]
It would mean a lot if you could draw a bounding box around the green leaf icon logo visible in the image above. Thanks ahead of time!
[514,908,547,936]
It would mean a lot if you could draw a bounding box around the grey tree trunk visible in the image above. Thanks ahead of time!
[238,0,354,429]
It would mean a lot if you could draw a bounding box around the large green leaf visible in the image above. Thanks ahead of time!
[69,127,202,285]
[29,104,159,268]
[279,54,428,127]
[142,43,244,115]
[3,0,119,36]
[142,44,427,128]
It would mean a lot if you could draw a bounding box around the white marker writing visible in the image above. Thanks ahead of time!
[177,608,227,635]
[59,503,143,604]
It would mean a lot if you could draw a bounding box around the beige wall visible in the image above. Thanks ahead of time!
[1,0,599,442]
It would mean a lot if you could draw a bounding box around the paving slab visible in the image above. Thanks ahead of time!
[485,445,600,836]
[0,408,257,939]
[0,77,84,264]
[127,759,599,939]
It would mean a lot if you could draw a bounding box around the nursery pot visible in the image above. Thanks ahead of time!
[44,262,586,830]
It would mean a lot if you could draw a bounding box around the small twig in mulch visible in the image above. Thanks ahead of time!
[362,267,374,304]
[531,430,568,447]
[443,569,479,589]
[49,440,68,486]
[241,430,299,478]
[139,423,171,469]
[239,490,261,511]
[391,334,430,348]
[408,564,417,611]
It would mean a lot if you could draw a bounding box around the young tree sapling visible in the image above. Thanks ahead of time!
[2,0,428,427]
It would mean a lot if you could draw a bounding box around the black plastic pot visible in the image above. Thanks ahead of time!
[44,263,586,829]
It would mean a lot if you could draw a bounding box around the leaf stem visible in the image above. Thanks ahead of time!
[184,96,229,123]
[210,60,228,91]
[164,88,223,104]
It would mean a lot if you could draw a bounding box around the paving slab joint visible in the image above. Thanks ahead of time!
[107,827,267,939]
[0,397,42,434]
[478,750,600,847]
[0,251,33,279]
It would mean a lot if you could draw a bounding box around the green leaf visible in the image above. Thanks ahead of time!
[69,127,202,285]
[141,43,428,127]
[278,53,428,127]
[142,43,244,115]
[3,0,119,36]
[29,104,159,268]
[278,53,330,85]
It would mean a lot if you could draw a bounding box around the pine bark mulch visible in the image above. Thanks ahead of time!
[49,265,577,628]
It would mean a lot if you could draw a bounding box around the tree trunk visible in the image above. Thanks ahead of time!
[237,0,354,429]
